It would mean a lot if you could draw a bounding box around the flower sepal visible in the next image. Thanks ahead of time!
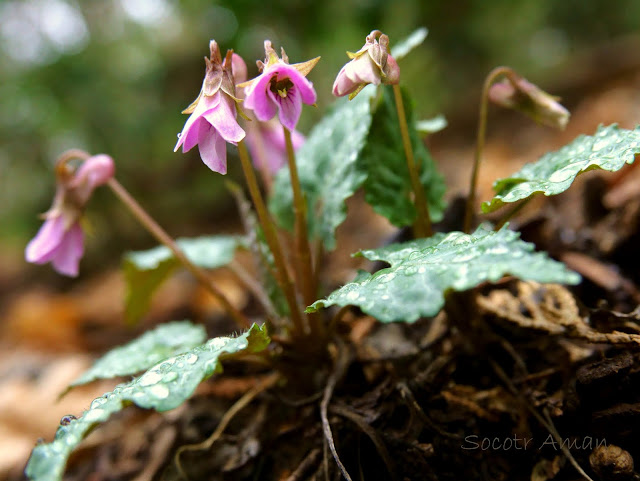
[182,41,241,115]
[237,41,320,91]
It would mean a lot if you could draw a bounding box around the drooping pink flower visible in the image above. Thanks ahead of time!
[242,41,319,131]
[26,216,85,277]
[489,74,570,130]
[174,41,246,174]
[245,118,305,173]
[333,30,400,99]
[25,153,115,277]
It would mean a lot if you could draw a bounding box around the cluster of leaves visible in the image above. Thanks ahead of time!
[26,324,269,481]
[25,28,640,480]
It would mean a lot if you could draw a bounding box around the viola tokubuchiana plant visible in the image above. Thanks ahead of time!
[23,27,640,481]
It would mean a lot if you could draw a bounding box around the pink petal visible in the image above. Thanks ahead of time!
[50,223,84,277]
[280,65,316,105]
[174,94,221,152]
[346,56,380,85]
[332,64,358,97]
[246,130,285,173]
[384,55,400,84]
[273,86,303,131]
[180,116,205,152]
[203,96,245,143]
[70,154,115,204]
[197,122,228,174]
[290,128,305,150]
[25,216,66,264]
[73,155,115,189]
[228,53,247,83]
[244,72,279,121]
[261,123,306,172]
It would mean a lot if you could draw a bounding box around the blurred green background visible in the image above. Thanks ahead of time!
[2,0,640,275]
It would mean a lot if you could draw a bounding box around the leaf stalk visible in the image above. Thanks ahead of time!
[392,84,432,238]
[107,178,251,329]
[464,66,521,233]
[237,140,307,336]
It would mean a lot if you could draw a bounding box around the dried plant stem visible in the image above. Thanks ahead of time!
[330,404,397,480]
[55,148,91,174]
[237,140,306,335]
[490,359,595,481]
[392,84,432,238]
[107,179,251,329]
[321,339,353,481]
[175,372,280,479]
[464,66,520,233]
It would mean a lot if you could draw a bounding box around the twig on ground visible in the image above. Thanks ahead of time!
[284,448,322,481]
[175,372,280,479]
[320,339,353,481]
[490,359,595,481]
[330,403,397,481]
[397,382,462,440]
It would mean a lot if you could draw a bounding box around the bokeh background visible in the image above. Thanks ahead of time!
[2,0,640,277]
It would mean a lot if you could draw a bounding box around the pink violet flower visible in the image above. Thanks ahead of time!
[25,153,115,277]
[333,30,400,100]
[242,41,319,131]
[175,40,246,174]
[245,118,305,173]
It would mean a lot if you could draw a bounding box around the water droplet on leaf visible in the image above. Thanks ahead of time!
[149,384,170,399]
[60,415,76,426]
[139,371,163,386]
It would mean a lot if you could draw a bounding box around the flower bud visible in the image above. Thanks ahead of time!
[69,154,116,204]
[333,30,401,99]
[488,75,570,130]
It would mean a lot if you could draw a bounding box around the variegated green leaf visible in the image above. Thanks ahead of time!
[308,226,580,323]
[26,324,270,481]
[483,125,640,213]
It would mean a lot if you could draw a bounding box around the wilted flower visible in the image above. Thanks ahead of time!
[488,74,570,130]
[245,118,305,173]
[333,30,400,99]
[25,154,115,277]
[242,41,319,131]
[175,40,246,174]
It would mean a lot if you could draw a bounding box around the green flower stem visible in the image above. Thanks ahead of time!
[392,84,432,238]
[283,127,324,339]
[107,178,251,329]
[283,128,316,301]
[237,140,307,336]
[463,66,520,233]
